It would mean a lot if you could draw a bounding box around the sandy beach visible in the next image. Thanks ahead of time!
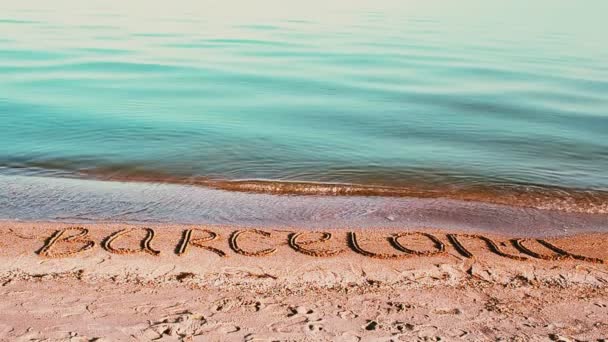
[3,0,608,341]
[0,221,606,341]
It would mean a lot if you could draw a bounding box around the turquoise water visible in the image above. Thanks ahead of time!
[1,0,608,213]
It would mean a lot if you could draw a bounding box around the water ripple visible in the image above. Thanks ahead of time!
[0,0,607,218]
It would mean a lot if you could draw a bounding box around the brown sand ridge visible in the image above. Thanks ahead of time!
[0,221,607,341]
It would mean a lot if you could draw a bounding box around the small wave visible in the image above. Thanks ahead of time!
[77,169,608,215]
[0,19,41,24]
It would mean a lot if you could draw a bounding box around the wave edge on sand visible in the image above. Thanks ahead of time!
[83,171,608,214]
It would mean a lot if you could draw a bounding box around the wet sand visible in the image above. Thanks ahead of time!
[3,174,608,238]
[0,221,607,341]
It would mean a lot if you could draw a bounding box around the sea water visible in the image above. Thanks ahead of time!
[1,0,607,222]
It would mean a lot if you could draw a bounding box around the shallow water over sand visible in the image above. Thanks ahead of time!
[1,0,607,217]
[1,175,606,237]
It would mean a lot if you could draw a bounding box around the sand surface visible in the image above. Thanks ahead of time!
[0,221,607,341]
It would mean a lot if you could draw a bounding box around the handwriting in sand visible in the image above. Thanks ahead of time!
[34,227,604,264]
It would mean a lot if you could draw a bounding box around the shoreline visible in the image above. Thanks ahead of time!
[1,221,607,340]
[3,174,608,238]
[3,169,608,214]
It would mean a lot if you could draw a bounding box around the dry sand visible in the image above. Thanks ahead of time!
[0,221,607,341]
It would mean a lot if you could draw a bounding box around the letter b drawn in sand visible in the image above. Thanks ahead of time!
[37,227,95,258]
[229,229,277,256]
[102,228,160,256]
[512,239,604,264]
[288,232,344,257]
[176,229,226,257]
[447,234,527,260]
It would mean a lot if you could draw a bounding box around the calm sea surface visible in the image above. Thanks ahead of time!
[1,0,608,217]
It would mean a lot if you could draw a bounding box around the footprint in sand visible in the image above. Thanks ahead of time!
[391,321,416,334]
[433,307,463,315]
[269,305,325,334]
[385,301,415,314]
[213,297,264,313]
[287,305,315,317]
[213,298,237,312]
[138,311,208,340]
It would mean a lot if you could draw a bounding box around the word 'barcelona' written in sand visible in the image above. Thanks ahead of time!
[34,227,605,264]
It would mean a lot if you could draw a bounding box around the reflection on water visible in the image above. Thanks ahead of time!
[1,0,607,214]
